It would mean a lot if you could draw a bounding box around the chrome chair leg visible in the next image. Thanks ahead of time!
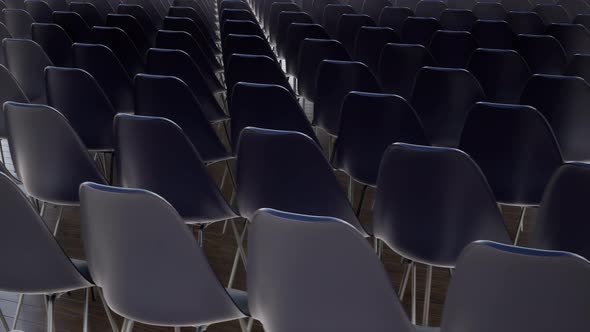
[411,263,417,324]
[46,294,56,332]
[12,294,24,330]
[399,261,412,301]
[83,288,90,332]
[514,206,527,245]
[53,205,63,236]
[423,265,433,326]
[97,288,119,332]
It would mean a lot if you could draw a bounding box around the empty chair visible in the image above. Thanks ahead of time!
[72,43,134,114]
[117,4,158,42]
[521,75,590,162]
[79,182,249,330]
[310,0,338,22]
[261,0,291,26]
[401,16,441,46]
[565,54,590,82]
[574,13,590,29]
[373,143,511,324]
[161,16,220,56]
[378,43,436,99]
[314,60,382,137]
[468,48,531,103]
[69,2,104,27]
[440,9,477,31]
[447,0,476,9]
[3,38,52,104]
[501,0,533,11]
[333,92,428,187]
[86,0,115,22]
[531,163,590,259]
[220,0,250,12]
[429,30,478,68]
[134,74,229,163]
[221,19,265,40]
[378,7,414,32]
[412,67,484,146]
[267,2,299,36]
[127,0,163,28]
[322,4,354,37]
[236,127,367,235]
[0,65,28,140]
[53,11,94,43]
[441,241,590,332]
[220,8,255,23]
[272,10,311,46]
[229,82,317,151]
[147,48,227,123]
[354,26,399,73]
[397,0,421,11]
[3,9,34,38]
[248,208,415,332]
[471,20,515,49]
[459,102,563,207]
[106,13,150,54]
[506,11,546,34]
[547,23,590,59]
[296,38,351,102]
[222,33,275,65]
[561,0,590,18]
[93,26,145,76]
[45,67,116,151]
[415,0,447,19]
[24,0,52,23]
[155,30,222,93]
[31,23,72,67]
[515,34,567,74]
[336,14,376,54]
[361,0,391,22]
[169,7,215,43]
[5,102,108,205]
[472,2,507,20]
[225,54,292,99]
[174,1,214,33]
[534,4,571,24]
[283,23,330,73]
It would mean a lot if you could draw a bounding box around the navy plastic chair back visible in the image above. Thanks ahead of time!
[565,54,590,82]
[220,8,255,23]
[3,8,34,38]
[322,4,354,37]
[273,10,310,47]
[374,143,511,267]
[507,11,545,34]
[378,7,414,32]
[397,0,421,11]
[354,26,399,73]
[336,14,376,54]
[24,0,52,23]
[5,102,107,205]
[93,26,145,76]
[334,92,428,186]
[440,9,477,31]
[283,23,330,73]
[161,15,220,56]
[221,19,265,40]
[236,127,367,235]
[534,4,572,24]
[44,0,67,11]
[268,2,300,37]
[468,48,531,103]
[226,53,291,98]
[515,34,567,74]
[561,0,590,18]
[429,30,478,68]
[69,2,104,27]
[473,2,506,20]
[362,0,391,22]
[415,0,447,19]
[222,33,275,65]
[53,11,94,43]
[378,42,436,99]
[501,0,532,11]
[248,208,413,332]
[459,102,563,205]
[471,20,515,50]
[86,0,115,22]
[117,4,158,43]
[401,16,441,46]
[31,23,72,67]
[314,60,382,136]
[447,0,476,9]
[0,64,28,138]
[547,23,590,59]
[127,0,163,28]
[311,0,337,22]
[106,13,150,54]
[573,13,590,29]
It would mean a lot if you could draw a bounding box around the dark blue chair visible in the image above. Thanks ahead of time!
[471,20,515,50]
[573,13,590,29]
[415,0,447,19]
[267,2,300,36]
[53,11,94,43]
[69,2,104,27]
[440,9,477,31]
[400,16,441,46]
[92,26,145,76]
[429,30,478,68]
[221,19,265,40]
[225,53,293,100]
[547,23,590,59]
[378,7,414,32]
[322,4,355,37]
[24,0,53,23]
[2,9,34,39]
[473,2,506,20]
[353,26,399,73]
[561,0,590,18]
[565,54,590,82]
[222,33,276,65]
[106,13,150,55]
[506,11,545,34]
[534,4,571,24]
[283,23,330,74]
[514,34,567,74]
[273,10,311,47]
[336,14,376,54]
[161,16,220,56]
[31,23,73,67]
[501,0,532,11]
[361,0,391,22]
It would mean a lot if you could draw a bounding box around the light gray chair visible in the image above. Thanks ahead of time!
[79,182,250,332]
[441,240,590,332]
[248,208,420,332]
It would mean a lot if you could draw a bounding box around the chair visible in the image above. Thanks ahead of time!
[283,23,330,73]
[440,9,477,31]
[333,92,428,188]
[261,0,291,27]
[3,9,34,39]
[321,4,353,38]
[69,2,104,27]
[86,0,115,22]
[53,11,94,43]
[429,30,478,68]
[117,4,157,42]
[411,67,484,147]
[248,208,415,332]
[225,54,292,100]
[400,16,441,46]
[5,102,108,206]
[506,11,546,35]
[471,20,515,50]
[79,182,249,331]
[472,2,506,20]
[221,19,265,40]
[373,143,511,325]
[547,23,590,59]
[161,16,220,56]
[515,34,567,74]
[534,4,572,24]
[127,0,163,28]
[314,60,382,137]
[267,2,299,37]
[155,30,223,93]
[574,13,590,29]
[561,0,590,18]
[336,14,376,54]
[146,48,227,123]
[415,0,447,19]
[222,33,275,65]
[354,26,399,73]
[24,0,52,23]
[236,127,367,235]
[378,43,436,99]
[273,10,311,46]
[565,54,590,82]
[0,64,28,153]
[378,7,414,32]
[310,0,337,22]
[3,38,52,104]
[93,26,145,76]
[44,0,66,10]
[72,43,134,114]
[447,0,476,9]
[220,0,250,12]
[521,75,590,162]
[0,172,94,332]
[31,23,72,67]
[296,38,351,102]
[45,67,116,152]
[361,0,391,22]
[106,13,150,54]
[134,74,230,164]
[220,8,256,24]
[501,0,533,11]
[441,241,590,332]
[468,48,531,103]
[173,0,215,33]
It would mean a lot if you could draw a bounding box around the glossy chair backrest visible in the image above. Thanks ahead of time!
[24,0,53,23]
[361,0,391,22]
[31,23,73,67]
[471,19,515,50]
[3,8,34,39]
[501,0,532,11]
[336,14,376,53]
[273,10,311,47]
[0,64,28,138]
[53,11,95,43]
[379,7,414,31]
[106,13,150,54]
[401,16,441,46]
[225,53,292,99]
[353,26,399,73]
[415,0,448,19]
[565,54,590,82]
[93,26,145,76]
[473,2,506,20]
[283,23,330,73]
[547,23,590,59]
[69,2,104,27]
[222,33,275,65]
[534,4,571,24]
[440,9,477,31]
[322,4,354,37]
[514,34,566,74]
[117,4,158,42]
[561,0,590,18]
[429,30,478,68]
[506,11,545,34]
[161,15,220,55]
